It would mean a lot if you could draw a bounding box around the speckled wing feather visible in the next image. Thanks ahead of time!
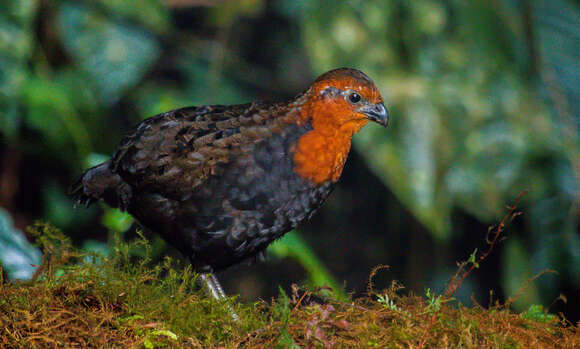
[109,102,299,200]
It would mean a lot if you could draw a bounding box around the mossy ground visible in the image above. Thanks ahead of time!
[1,223,578,348]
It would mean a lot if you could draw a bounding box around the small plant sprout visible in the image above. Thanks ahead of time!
[467,248,479,268]
[377,293,401,312]
[423,288,454,314]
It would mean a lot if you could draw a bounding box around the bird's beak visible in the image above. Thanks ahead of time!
[360,102,389,127]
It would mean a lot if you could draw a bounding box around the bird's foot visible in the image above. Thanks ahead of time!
[198,272,240,322]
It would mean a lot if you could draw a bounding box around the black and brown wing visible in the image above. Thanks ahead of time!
[109,102,283,199]
[71,103,254,207]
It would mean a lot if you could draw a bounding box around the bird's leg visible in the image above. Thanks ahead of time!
[198,272,239,321]
[199,272,227,300]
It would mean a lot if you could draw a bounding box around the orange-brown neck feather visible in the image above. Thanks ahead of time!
[293,96,368,184]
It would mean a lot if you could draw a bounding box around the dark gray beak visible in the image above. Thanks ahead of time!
[360,102,389,127]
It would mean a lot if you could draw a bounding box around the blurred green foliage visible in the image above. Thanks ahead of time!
[0,0,578,317]
[293,0,579,309]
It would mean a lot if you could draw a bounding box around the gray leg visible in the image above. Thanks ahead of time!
[199,272,227,300]
[198,272,239,321]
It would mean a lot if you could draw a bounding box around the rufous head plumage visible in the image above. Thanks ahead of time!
[293,68,388,184]
[300,68,388,135]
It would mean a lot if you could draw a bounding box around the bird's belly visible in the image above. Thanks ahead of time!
[186,125,335,271]
[189,165,334,272]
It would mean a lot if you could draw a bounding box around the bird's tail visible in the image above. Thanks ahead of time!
[69,161,132,211]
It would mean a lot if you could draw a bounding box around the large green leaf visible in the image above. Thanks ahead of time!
[269,230,346,299]
[0,207,41,280]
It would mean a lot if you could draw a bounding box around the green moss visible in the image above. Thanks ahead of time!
[0,223,578,348]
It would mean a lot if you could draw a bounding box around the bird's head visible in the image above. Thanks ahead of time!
[292,68,388,184]
[301,68,388,135]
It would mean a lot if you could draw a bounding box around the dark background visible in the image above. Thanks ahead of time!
[0,0,578,322]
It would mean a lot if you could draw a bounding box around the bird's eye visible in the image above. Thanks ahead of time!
[348,92,361,104]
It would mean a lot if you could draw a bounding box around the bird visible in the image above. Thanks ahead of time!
[70,67,388,301]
